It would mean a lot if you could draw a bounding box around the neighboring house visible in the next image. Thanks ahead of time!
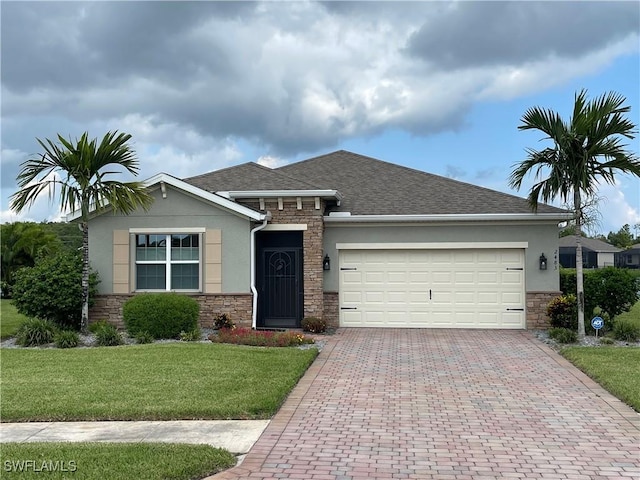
[80,151,571,330]
[558,235,621,269]
[618,243,640,269]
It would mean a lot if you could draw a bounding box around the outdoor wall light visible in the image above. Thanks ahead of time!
[323,254,331,271]
[539,253,548,271]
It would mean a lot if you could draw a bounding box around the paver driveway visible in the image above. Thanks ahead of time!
[211,329,639,480]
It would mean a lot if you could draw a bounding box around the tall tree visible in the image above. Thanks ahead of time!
[607,224,634,249]
[9,131,154,331]
[509,90,639,337]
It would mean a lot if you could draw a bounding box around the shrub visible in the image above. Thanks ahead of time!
[15,318,57,347]
[95,324,123,347]
[599,336,615,345]
[612,320,640,342]
[123,293,199,339]
[12,251,99,330]
[209,327,314,347]
[88,319,112,334]
[584,268,639,320]
[135,331,154,344]
[560,267,639,320]
[301,317,327,333]
[546,295,577,329]
[54,330,80,349]
[180,327,202,342]
[548,327,578,344]
[213,313,235,330]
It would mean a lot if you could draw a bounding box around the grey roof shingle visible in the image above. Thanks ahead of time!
[558,235,622,253]
[183,150,568,216]
[277,150,565,215]
[184,162,322,192]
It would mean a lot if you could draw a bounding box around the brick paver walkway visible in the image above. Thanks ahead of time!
[210,329,640,480]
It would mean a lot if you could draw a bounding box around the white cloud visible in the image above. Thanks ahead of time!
[256,155,287,169]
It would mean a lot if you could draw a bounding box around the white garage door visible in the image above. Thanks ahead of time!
[340,249,525,329]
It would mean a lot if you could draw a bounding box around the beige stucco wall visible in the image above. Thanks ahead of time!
[88,186,252,294]
[322,221,561,293]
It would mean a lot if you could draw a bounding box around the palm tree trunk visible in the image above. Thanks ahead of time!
[574,190,586,338]
[81,221,89,333]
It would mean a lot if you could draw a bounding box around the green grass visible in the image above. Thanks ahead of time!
[0,442,235,479]
[1,299,28,339]
[0,343,318,422]
[561,347,640,412]
[614,300,640,327]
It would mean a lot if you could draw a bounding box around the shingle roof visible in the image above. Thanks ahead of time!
[277,150,565,215]
[558,235,622,253]
[183,150,568,216]
[184,162,322,192]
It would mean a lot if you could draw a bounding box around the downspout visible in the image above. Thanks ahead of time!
[250,211,272,329]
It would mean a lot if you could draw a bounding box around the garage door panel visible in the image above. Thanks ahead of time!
[339,249,525,328]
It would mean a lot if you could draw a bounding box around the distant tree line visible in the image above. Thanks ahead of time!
[560,223,639,250]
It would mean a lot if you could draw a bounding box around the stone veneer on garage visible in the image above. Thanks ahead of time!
[526,291,559,329]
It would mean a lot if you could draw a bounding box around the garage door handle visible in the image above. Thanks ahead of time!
[340,267,357,271]
[506,308,524,311]
[506,268,524,271]
[340,307,357,310]
[429,289,432,300]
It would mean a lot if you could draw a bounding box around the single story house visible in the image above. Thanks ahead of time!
[558,235,621,269]
[82,150,571,330]
[618,244,640,269]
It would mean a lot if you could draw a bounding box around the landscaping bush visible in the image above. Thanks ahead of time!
[560,267,639,320]
[612,320,640,342]
[180,327,202,342]
[15,318,56,346]
[95,324,123,347]
[209,327,314,347]
[546,295,577,329]
[548,327,578,344]
[213,313,235,330]
[88,319,111,334]
[54,329,80,349]
[12,251,99,330]
[123,293,200,339]
[301,317,327,333]
[599,336,616,345]
[135,331,154,344]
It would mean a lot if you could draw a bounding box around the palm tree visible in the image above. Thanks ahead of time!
[10,131,154,331]
[509,89,639,337]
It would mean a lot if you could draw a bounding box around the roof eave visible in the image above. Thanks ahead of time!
[324,212,574,224]
[220,189,343,203]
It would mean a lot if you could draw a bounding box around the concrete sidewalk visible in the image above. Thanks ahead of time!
[0,420,269,454]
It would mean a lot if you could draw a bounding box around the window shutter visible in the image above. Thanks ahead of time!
[113,230,130,293]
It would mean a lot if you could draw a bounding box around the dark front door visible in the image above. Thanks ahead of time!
[256,232,303,328]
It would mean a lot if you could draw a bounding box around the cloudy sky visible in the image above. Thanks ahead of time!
[2,1,639,235]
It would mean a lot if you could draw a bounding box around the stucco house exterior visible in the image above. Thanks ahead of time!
[618,243,640,268]
[83,151,571,330]
[558,235,621,269]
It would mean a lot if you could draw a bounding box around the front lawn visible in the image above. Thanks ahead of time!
[1,299,27,339]
[0,442,235,479]
[0,343,318,422]
[561,347,640,412]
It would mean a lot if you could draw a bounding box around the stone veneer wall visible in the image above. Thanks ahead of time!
[526,291,560,329]
[323,291,339,328]
[241,198,325,320]
[89,293,253,330]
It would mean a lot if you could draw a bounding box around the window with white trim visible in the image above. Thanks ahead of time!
[135,234,200,290]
